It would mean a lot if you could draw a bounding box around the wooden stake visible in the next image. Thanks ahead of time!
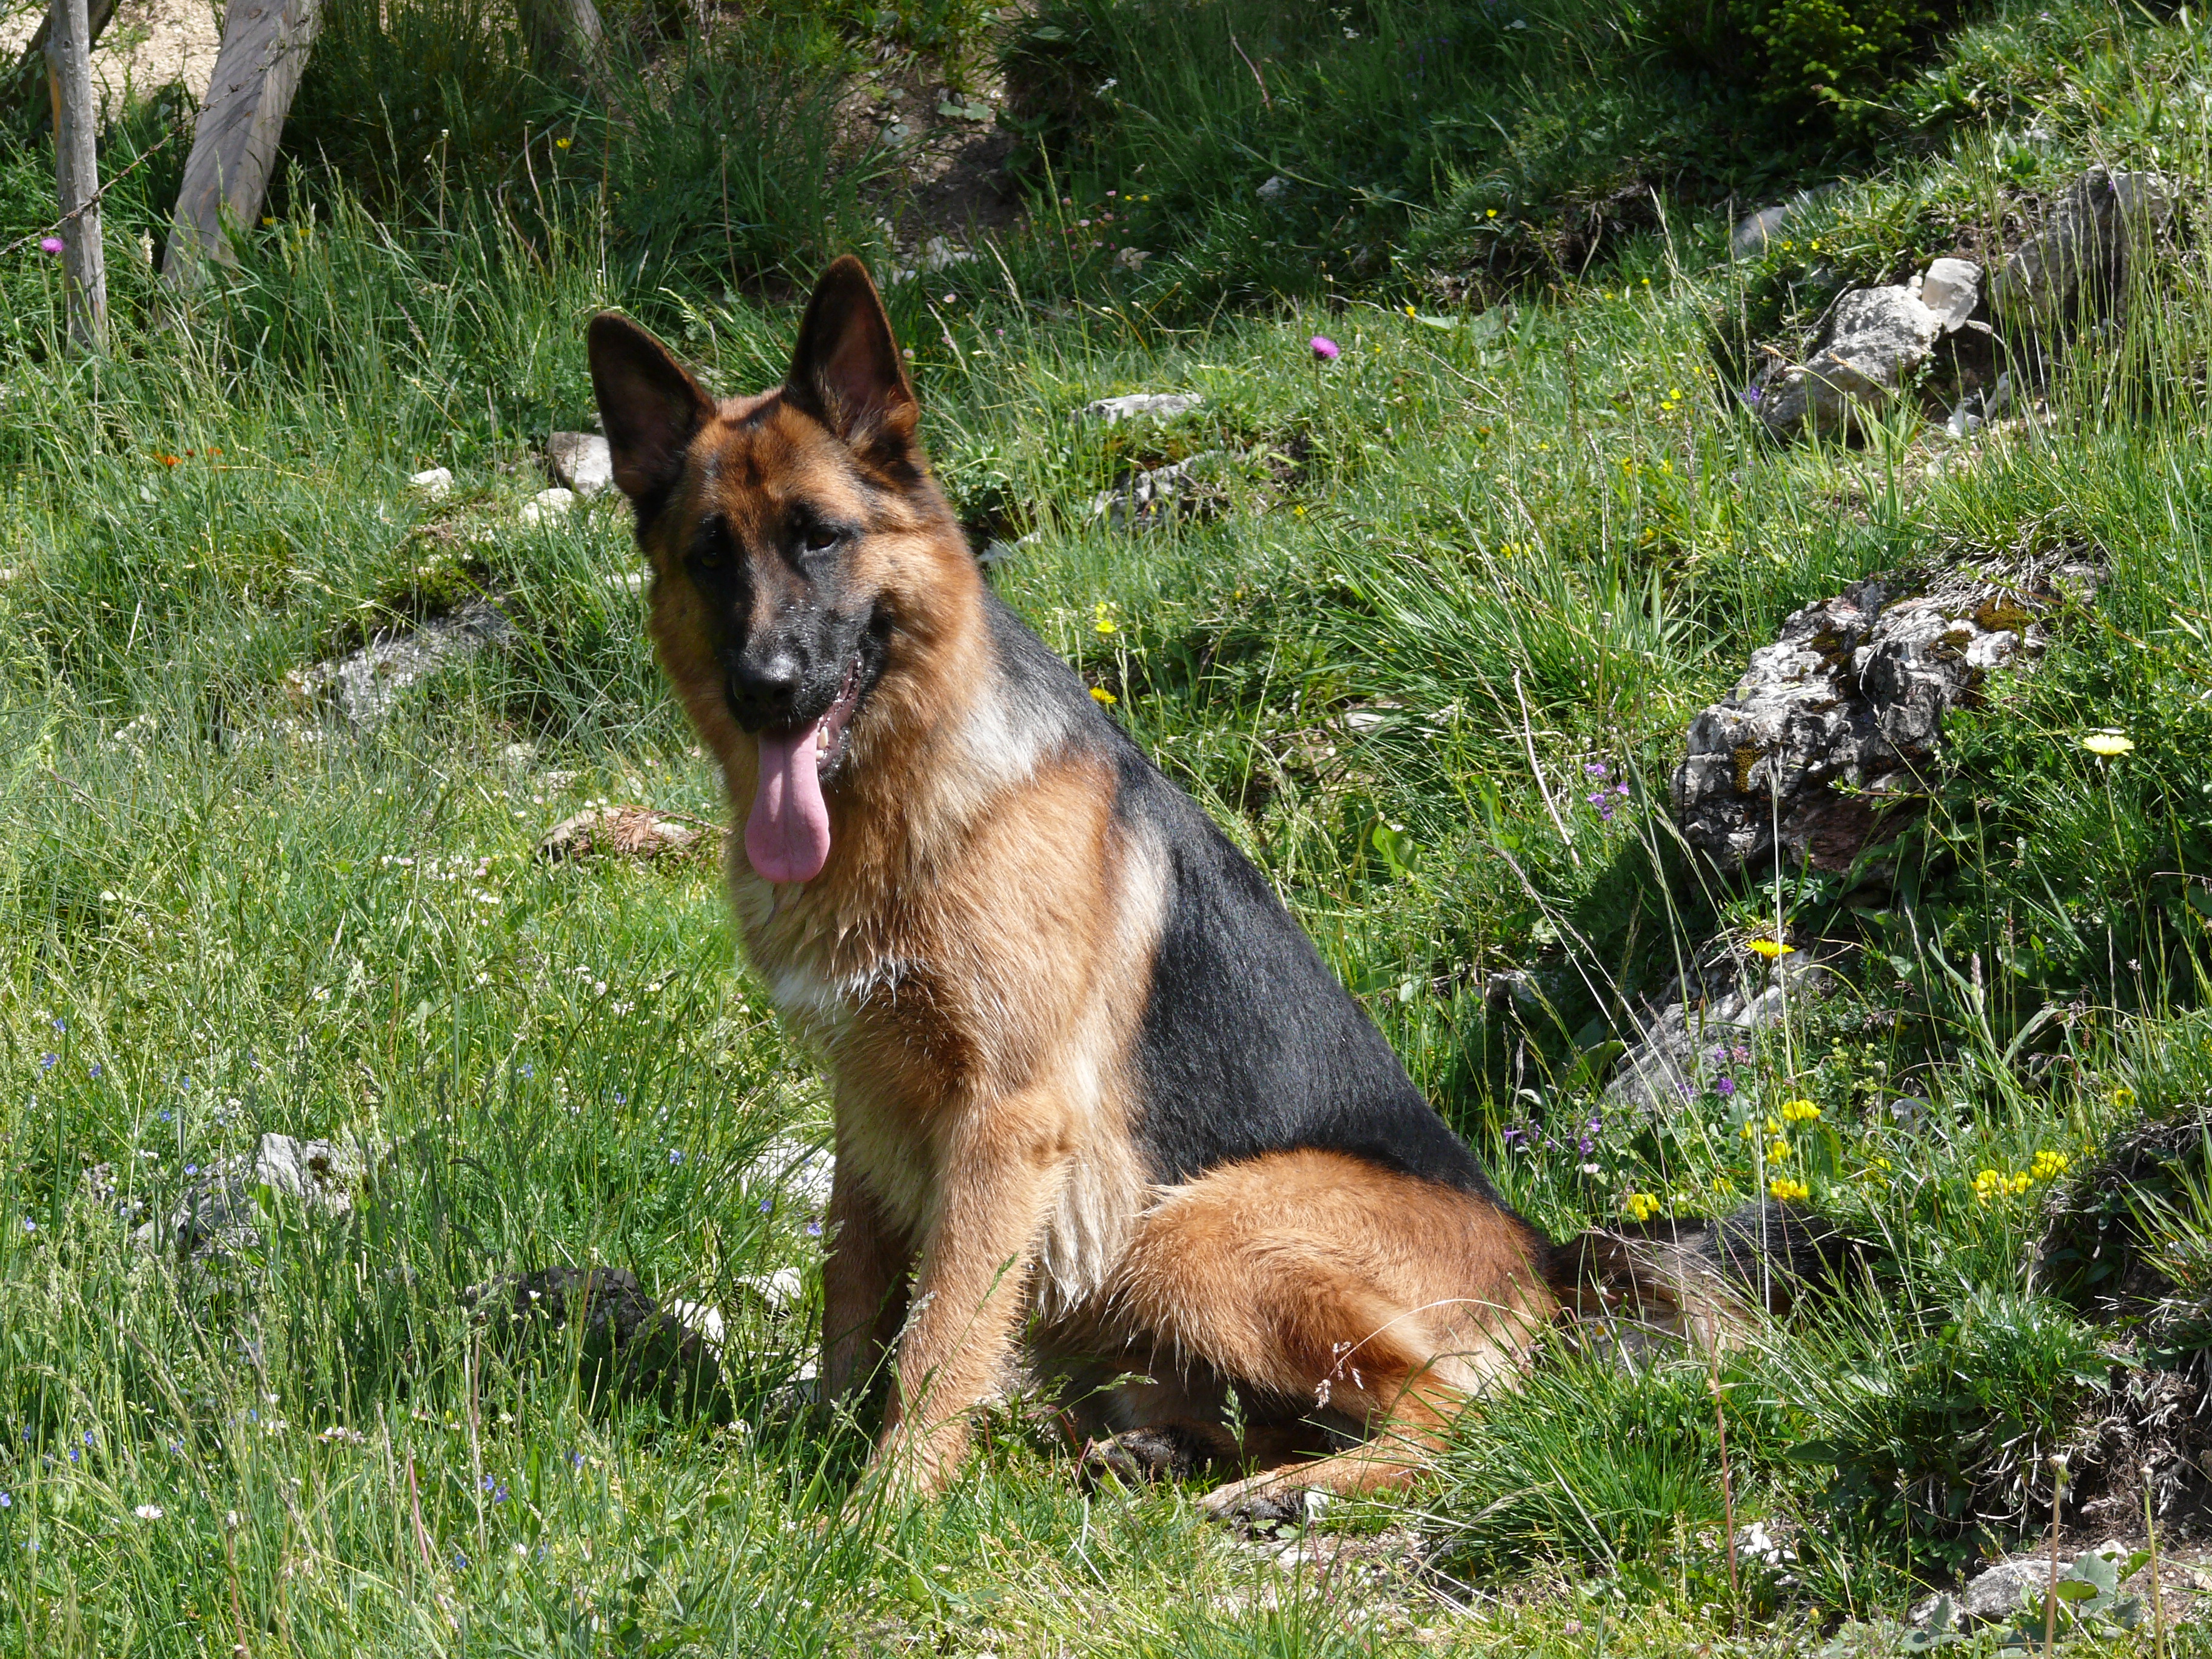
[43,0,104,351]
[163,0,324,290]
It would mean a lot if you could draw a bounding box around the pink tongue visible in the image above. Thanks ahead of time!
[745,719,831,884]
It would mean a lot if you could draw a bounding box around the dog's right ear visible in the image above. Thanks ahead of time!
[587,313,716,518]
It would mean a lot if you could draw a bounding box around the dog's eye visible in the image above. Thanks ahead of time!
[800,525,840,556]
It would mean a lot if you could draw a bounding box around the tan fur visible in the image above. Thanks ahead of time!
[612,276,1573,1515]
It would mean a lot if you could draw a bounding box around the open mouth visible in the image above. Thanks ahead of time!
[743,649,877,886]
[808,652,868,783]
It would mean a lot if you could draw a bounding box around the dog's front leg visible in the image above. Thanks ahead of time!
[873,1104,1066,1498]
[821,1155,913,1410]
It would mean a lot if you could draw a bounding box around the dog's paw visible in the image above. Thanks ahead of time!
[1195,1471,1309,1531]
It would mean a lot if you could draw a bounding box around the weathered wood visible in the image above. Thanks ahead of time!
[162,0,323,287]
[517,0,605,86]
[44,0,105,350]
[7,0,112,131]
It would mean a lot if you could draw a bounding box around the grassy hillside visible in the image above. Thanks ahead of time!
[7,0,2212,1650]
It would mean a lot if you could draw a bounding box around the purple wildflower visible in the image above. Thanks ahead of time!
[39,1054,55,1071]
[1577,1137,1594,1155]
[806,1220,823,1236]
[1309,335,1340,361]
[38,237,62,256]
[667,1148,684,1167]
[1585,762,1607,778]
[87,1063,99,1078]
[1715,1076,1737,1097]
[1731,1045,1751,1064]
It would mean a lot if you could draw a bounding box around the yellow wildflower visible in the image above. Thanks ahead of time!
[555,136,572,150]
[1768,1176,1809,1202]
[1090,686,1116,705]
[1621,1191,1660,1223]
[1766,1138,1790,1163]
[1973,1168,2006,1204]
[1746,938,1794,959]
[2082,731,2134,756]
[1780,1098,1821,1123]
[2113,1086,2137,1109]
[2029,1150,2070,1182]
[1765,1115,1782,1135]
[1094,603,1116,635]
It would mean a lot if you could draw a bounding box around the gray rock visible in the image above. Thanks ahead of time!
[1919,256,1982,332]
[1989,166,2175,326]
[1606,942,1833,1110]
[1909,1544,2134,1627]
[1729,186,1839,260]
[135,1133,372,1259]
[1090,451,1230,529]
[521,486,575,526]
[1256,175,1290,203]
[407,466,453,499]
[466,1267,726,1419]
[1669,558,2099,880]
[1760,284,1944,439]
[284,597,512,727]
[1079,392,1202,426]
[1945,370,2016,440]
[546,432,614,497]
[1730,202,1795,261]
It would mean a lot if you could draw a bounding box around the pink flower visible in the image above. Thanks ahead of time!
[38,237,63,255]
[1310,336,1339,361]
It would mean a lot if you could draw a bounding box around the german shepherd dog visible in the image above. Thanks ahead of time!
[587,258,1720,1521]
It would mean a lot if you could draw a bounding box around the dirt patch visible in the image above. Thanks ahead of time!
[3,0,217,117]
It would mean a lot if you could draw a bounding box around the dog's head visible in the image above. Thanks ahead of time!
[588,257,969,885]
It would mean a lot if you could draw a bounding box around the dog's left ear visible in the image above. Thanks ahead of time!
[785,256,920,471]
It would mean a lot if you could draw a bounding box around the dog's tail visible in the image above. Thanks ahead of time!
[1541,1200,1881,1351]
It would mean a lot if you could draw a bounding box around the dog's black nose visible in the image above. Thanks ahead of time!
[725,652,803,729]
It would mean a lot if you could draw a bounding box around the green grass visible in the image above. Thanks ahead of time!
[9,0,2212,1649]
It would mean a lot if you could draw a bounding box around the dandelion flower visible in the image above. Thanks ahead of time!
[1746,938,1794,959]
[1309,335,1339,361]
[1090,686,1117,705]
[2082,731,2134,756]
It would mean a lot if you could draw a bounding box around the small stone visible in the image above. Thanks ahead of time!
[546,432,614,497]
[1919,257,1982,332]
[1759,284,1943,439]
[1079,392,1202,426]
[1256,175,1289,203]
[1090,451,1231,529]
[1730,202,1794,260]
[920,236,977,273]
[287,598,512,727]
[409,466,453,499]
[521,487,575,526]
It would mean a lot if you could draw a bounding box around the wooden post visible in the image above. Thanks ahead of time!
[162,0,323,290]
[517,0,606,87]
[44,0,104,350]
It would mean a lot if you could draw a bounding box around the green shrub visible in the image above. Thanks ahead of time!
[1647,0,1969,130]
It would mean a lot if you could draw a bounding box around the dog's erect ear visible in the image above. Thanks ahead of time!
[587,313,716,517]
[783,256,920,468]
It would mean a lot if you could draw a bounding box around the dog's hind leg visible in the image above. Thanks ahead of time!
[1105,1148,1554,1525]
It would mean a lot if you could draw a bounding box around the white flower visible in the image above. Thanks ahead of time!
[133,1504,164,1520]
